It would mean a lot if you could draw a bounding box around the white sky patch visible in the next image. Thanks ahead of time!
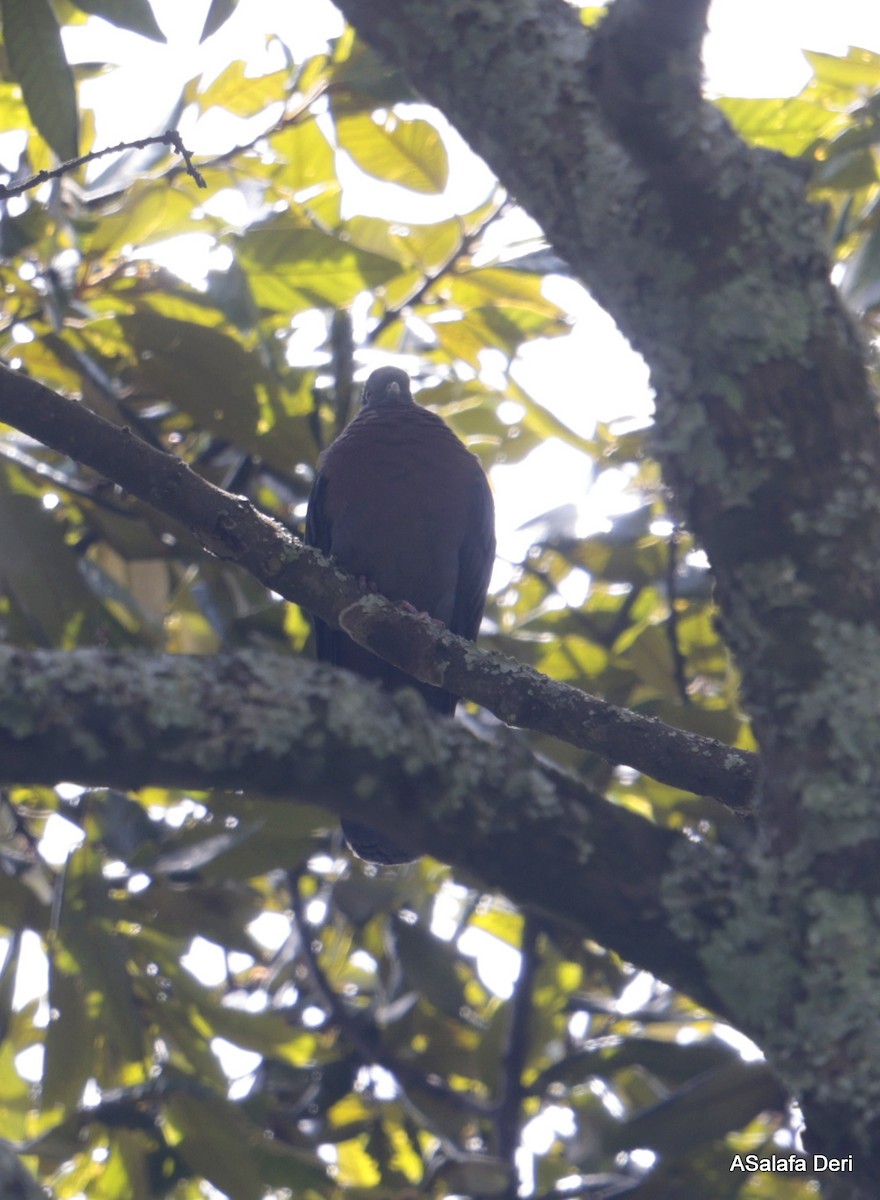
[457,927,521,1000]
[430,881,470,941]
[522,1104,576,1153]
[15,1044,44,1084]
[357,1064,398,1100]
[211,1036,261,1079]
[616,970,656,1014]
[248,911,291,951]
[704,0,880,97]
[129,233,217,286]
[155,797,208,827]
[37,812,84,866]
[181,936,227,987]
[628,1147,658,1171]
[12,931,49,1014]
[715,1022,766,1063]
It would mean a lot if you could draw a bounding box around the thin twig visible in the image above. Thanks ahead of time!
[495,915,541,1192]
[368,190,512,342]
[666,525,691,705]
[0,130,205,198]
[167,81,329,183]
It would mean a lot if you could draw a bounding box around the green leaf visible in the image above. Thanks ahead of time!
[0,464,104,645]
[327,30,414,111]
[60,845,146,1066]
[68,0,166,42]
[716,95,844,157]
[336,112,449,193]
[200,0,238,41]
[165,1088,266,1200]
[814,146,879,191]
[269,119,338,195]
[238,216,401,309]
[804,46,880,94]
[2,0,79,159]
[0,1041,31,1139]
[117,312,264,445]
[43,961,95,1110]
[195,60,288,117]
[393,917,470,1018]
[85,183,200,255]
[611,1061,785,1156]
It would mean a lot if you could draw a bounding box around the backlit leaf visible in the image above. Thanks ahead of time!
[336,112,449,193]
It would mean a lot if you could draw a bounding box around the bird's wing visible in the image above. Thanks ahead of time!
[304,470,338,664]
[450,468,496,641]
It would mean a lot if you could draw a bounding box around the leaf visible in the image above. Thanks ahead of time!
[716,96,844,157]
[336,112,449,193]
[2,0,79,159]
[43,961,95,1110]
[151,825,260,876]
[269,119,338,195]
[611,1061,785,1156]
[85,183,199,256]
[0,1040,31,1139]
[195,60,288,117]
[238,216,401,309]
[327,31,414,111]
[118,311,264,445]
[804,46,880,94]
[393,917,470,1019]
[165,1088,265,1200]
[68,0,166,41]
[60,845,146,1065]
[0,464,104,646]
[200,0,239,42]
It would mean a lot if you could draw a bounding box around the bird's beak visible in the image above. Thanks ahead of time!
[388,382,400,398]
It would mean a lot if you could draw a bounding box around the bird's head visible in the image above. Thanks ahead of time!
[360,366,414,410]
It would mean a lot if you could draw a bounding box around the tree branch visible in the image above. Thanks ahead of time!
[0,363,755,808]
[0,644,731,1015]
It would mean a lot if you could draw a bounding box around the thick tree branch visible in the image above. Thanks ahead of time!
[0,363,755,808]
[0,644,731,1015]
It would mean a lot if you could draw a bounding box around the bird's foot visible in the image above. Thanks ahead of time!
[400,600,446,626]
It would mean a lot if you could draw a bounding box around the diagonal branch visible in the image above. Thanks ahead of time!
[0,363,756,808]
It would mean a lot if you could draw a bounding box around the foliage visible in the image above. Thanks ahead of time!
[0,3,877,1198]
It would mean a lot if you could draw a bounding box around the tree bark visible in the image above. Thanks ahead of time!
[0,643,730,1012]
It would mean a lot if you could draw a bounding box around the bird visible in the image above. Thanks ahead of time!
[305,366,496,864]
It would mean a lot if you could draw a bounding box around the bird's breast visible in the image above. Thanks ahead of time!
[318,411,478,621]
